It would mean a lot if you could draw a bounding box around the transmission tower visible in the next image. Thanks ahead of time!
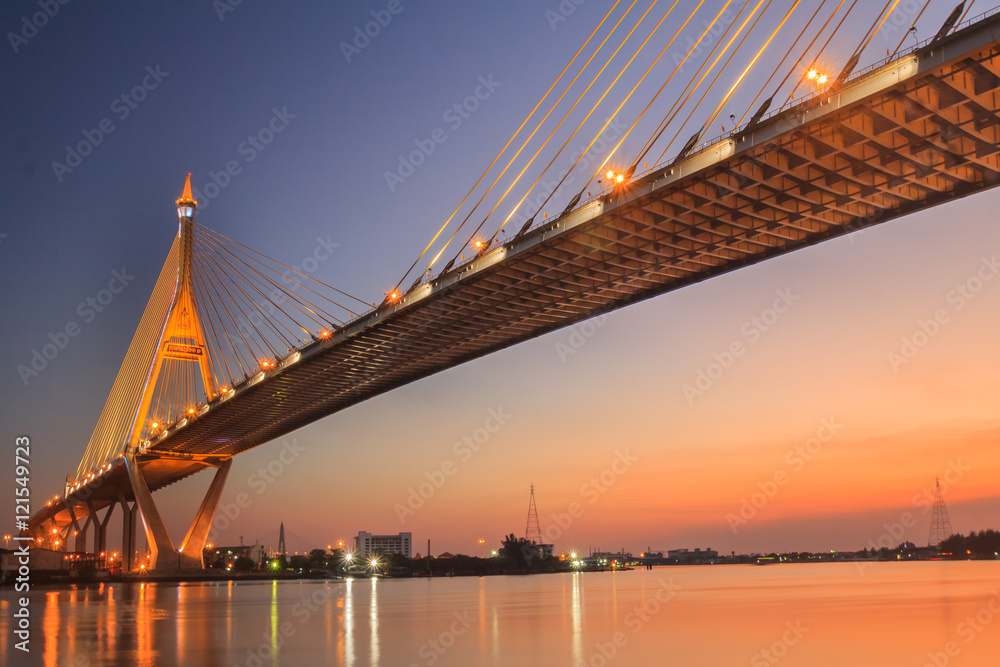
[928,478,954,547]
[525,484,542,544]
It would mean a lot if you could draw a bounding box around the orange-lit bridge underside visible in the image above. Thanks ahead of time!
[28,12,1000,557]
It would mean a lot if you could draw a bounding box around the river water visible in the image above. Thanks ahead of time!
[1,562,998,666]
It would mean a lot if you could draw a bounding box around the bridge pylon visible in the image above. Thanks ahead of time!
[121,175,230,573]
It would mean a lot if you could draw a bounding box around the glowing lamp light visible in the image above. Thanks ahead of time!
[187,408,196,415]
[474,239,485,249]
[320,330,331,338]
[817,74,829,85]
[388,291,400,301]
[152,422,159,429]
[606,170,627,185]
[176,173,197,220]
[807,69,818,80]
[221,386,231,394]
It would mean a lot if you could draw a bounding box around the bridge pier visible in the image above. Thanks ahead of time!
[90,500,114,556]
[123,455,232,573]
[178,459,232,560]
[70,505,90,553]
[118,492,137,572]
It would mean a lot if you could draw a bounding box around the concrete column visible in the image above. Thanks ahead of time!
[124,454,176,571]
[66,505,87,553]
[178,459,232,569]
[118,492,136,572]
[96,502,114,555]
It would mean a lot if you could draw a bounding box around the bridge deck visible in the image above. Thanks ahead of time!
[30,12,1000,534]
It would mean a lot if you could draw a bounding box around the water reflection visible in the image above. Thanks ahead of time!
[344,578,354,667]
[3,563,1000,666]
[270,582,279,667]
[42,591,58,667]
[369,578,379,665]
[571,571,582,666]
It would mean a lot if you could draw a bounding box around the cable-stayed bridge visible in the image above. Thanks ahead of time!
[24,5,1000,572]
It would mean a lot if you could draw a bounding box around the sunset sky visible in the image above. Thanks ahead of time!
[1,1,997,557]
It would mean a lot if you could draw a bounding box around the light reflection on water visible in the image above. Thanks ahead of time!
[1,562,999,666]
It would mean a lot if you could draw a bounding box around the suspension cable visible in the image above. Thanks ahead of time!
[701,0,802,137]
[735,0,838,127]
[448,0,665,260]
[650,0,767,166]
[636,0,750,168]
[632,0,739,169]
[888,0,932,60]
[389,0,626,293]
[782,0,861,105]
[416,0,643,279]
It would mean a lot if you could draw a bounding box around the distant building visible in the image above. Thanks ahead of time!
[1,548,101,573]
[667,548,718,564]
[207,543,268,567]
[355,531,412,558]
[591,549,632,563]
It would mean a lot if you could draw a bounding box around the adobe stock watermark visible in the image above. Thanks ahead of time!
[580,578,682,667]
[554,313,608,362]
[340,0,413,63]
[190,106,296,210]
[682,288,799,404]
[855,459,970,574]
[394,407,511,523]
[207,437,307,544]
[544,0,588,31]
[384,74,502,192]
[726,418,843,534]
[408,610,475,667]
[7,0,71,55]
[17,268,135,386]
[881,0,926,43]
[922,589,1000,667]
[51,66,169,182]
[887,255,1000,372]
[213,0,248,21]
[750,621,809,666]
[668,5,737,74]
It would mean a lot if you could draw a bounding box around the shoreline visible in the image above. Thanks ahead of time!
[2,557,993,590]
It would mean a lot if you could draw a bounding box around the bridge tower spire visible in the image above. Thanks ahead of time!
[127,174,217,450]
